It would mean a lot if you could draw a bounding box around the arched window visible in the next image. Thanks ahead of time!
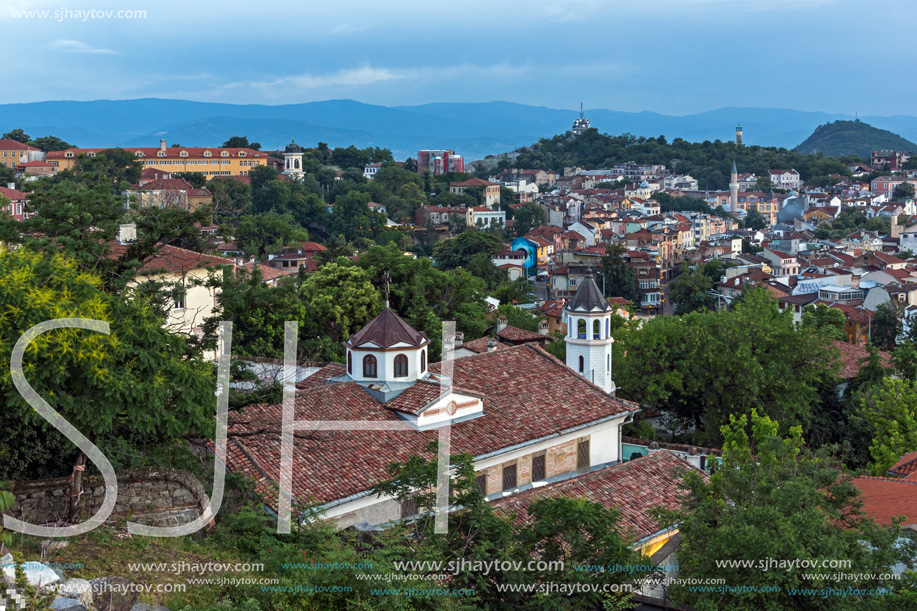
[363,355,377,378]
[577,319,586,339]
[394,354,408,378]
[578,355,584,373]
[347,351,352,375]
[593,319,601,339]
[294,159,300,169]
[421,349,426,372]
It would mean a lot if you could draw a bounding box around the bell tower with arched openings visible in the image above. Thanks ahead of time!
[564,275,615,394]
[283,136,305,181]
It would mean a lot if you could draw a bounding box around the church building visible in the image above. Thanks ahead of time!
[222,279,644,528]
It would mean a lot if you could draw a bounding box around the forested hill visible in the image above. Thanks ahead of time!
[480,128,857,191]
[793,120,917,158]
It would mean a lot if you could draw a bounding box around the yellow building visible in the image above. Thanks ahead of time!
[47,140,271,177]
[0,139,40,169]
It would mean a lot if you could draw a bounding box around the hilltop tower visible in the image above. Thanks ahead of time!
[736,124,743,146]
[572,102,591,136]
[729,160,739,214]
[564,275,615,394]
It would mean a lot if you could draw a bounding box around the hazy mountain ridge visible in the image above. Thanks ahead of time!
[3,98,917,160]
[793,120,917,158]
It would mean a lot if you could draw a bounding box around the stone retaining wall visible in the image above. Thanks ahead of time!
[8,467,210,528]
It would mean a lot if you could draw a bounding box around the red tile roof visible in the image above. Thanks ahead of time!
[222,345,637,507]
[458,336,510,354]
[851,476,917,526]
[108,243,235,274]
[0,186,27,201]
[47,146,267,159]
[830,340,892,379]
[450,178,497,188]
[0,139,39,151]
[497,325,549,343]
[15,160,55,168]
[491,451,700,542]
[888,452,917,477]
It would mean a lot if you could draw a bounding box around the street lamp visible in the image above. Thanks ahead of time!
[596,270,606,296]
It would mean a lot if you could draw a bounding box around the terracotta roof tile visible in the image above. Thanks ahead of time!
[889,452,917,477]
[830,340,892,379]
[491,451,701,542]
[223,345,636,507]
[851,476,917,526]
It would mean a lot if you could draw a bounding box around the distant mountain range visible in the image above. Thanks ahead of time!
[4,98,917,161]
[794,120,917,158]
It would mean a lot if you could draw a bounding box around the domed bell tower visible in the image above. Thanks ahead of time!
[564,275,615,394]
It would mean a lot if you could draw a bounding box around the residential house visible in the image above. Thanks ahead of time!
[769,169,802,190]
[0,139,42,169]
[0,185,29,221]
[450,178,500,208]
[762,248,800,277]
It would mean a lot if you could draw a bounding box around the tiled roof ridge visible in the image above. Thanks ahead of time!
[854,475,917,486]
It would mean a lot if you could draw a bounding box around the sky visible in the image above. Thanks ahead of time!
[1,0,914,116]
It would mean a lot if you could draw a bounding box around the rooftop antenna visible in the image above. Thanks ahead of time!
[382,271,391,309]
[579,102,584,120]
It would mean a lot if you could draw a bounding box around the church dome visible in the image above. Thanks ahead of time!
[285,140,304,154]
[346,308,428,349]
[567,276,612,313]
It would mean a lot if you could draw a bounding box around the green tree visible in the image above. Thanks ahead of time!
[372,442,647,610]
[744,207,767,230]
[222,136,261,150]
[177,172,207,188]
[668,260,727,315]
[329,190,385,241]
[513,202,546,237]
[871,301,902,349]
[618,288,837,441]
[209,177,252,222]
[433,230,503,271]
[299,263,382,360]
[0,250,215,516]
[860,378,917,476]
[655,409,907,611]
[599,244,640,305]
[754,175,775,192]
[494,304,542,332]
[28,135,73,152]
[892,182,915,201]
[2,128,29,143]
[801,303,847,341]
[234,212,309,257]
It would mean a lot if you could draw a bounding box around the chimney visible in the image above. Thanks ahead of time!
[6,183,14,190]
[891,214,902,239]
[454,332,464,348]
[487,338,497,353]
[496,315,508,334]
[117,223,136,244]
[538,320,549,335]
[160,139,167,151]
[249,255,256,264]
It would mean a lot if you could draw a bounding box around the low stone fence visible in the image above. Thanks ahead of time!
[7,467,209,528]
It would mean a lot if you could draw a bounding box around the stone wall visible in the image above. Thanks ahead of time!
[8,467,210,528]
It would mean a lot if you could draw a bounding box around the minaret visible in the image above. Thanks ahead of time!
[283,136,305,181]
[736,124,743,146]
[564,275,615,394]
[729,160,739,214]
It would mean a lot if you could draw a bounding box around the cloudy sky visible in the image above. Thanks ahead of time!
[1,0,912,115]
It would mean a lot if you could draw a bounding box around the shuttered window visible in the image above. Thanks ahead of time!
[577,439,590,472]
[532,454,546,481]
[502,464,517,491]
